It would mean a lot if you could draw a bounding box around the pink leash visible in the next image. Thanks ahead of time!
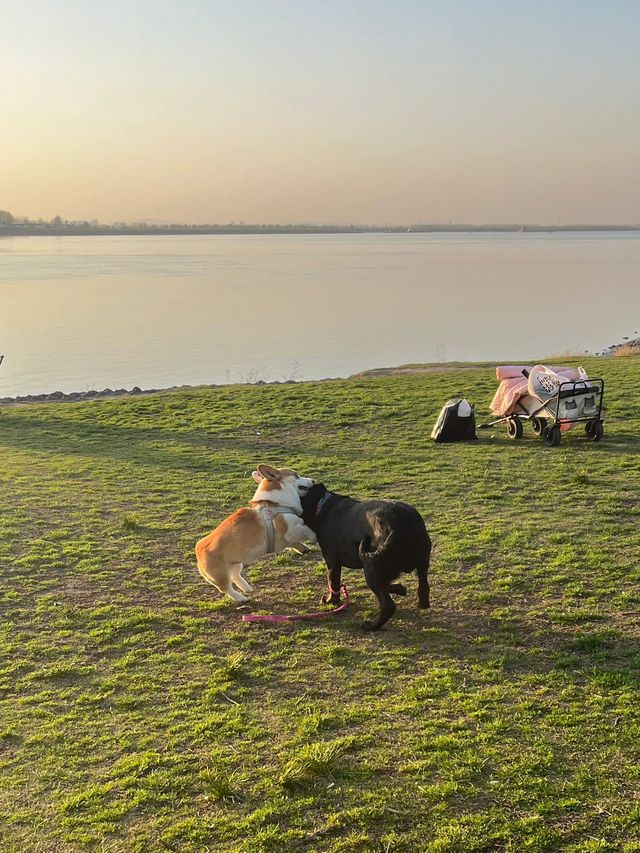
[241,584,349,623]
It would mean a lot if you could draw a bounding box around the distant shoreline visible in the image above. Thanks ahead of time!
[2,224,640,237]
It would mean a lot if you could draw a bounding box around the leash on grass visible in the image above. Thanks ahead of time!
[241,584,349,623]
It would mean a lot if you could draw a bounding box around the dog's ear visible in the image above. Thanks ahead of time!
[257,463,280,481]
[308,483,327,498]
[251,470,264,483]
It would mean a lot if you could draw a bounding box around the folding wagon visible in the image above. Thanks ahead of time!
[482,364,604,447]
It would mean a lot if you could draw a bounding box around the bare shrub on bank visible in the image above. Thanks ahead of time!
[612,344,640,357]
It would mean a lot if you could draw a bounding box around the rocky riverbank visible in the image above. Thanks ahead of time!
[607,337,640,355]
[0,379,301,406]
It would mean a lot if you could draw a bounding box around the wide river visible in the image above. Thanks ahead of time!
[0,232,638,396]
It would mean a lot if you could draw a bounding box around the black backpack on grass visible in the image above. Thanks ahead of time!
[431,398,477,443]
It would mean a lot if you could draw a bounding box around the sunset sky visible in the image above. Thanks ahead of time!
[2,0,639,225]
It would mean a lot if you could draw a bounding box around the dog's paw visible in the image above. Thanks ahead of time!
[361,619,381,632]
[321,593,341,606]
[389,583,407,597]
[418,599,430,609]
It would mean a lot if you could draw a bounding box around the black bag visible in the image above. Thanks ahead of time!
[431,398,477,443]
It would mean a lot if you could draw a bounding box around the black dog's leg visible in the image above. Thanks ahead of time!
[362,563,396,631]
[321,560,342,605]
[416,562,430,608]
[389,583,407,596]
[416,535,431,608]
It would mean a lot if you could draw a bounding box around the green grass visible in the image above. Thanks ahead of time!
[1,356,639,851]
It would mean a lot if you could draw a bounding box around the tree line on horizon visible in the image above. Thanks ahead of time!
[2,209,640,233]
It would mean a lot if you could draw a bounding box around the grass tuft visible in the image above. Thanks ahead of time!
[199,768,243,803]
[221,651,248,680]
[120,512,144,531]
[279,739,353,790]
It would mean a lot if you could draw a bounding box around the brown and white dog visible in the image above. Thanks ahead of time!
[195,464,316,602]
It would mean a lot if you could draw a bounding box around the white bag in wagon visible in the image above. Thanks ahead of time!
[528,364,597,424]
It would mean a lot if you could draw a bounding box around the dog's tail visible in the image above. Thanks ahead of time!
[359,530,397,564]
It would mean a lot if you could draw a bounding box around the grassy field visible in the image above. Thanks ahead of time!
[1,356,639,852]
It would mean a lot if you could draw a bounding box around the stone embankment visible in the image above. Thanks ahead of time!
[1,386,157,405]
[0,380,299,405]
[606,337,640,355]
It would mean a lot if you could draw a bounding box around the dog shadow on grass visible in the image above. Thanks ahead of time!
[238,566,640,692]
[330,600,640,690]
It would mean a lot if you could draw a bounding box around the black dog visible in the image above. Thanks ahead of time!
[300,484,431,631]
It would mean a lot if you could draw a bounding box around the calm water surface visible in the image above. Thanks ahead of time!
[1,232,638,396]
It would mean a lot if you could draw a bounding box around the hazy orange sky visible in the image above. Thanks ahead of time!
[2,1,639,225]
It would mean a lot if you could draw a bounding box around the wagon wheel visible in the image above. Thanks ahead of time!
[585,419,604,442]
[532,416,547,436]
[507,417,523,439]
[542,425,561,447]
